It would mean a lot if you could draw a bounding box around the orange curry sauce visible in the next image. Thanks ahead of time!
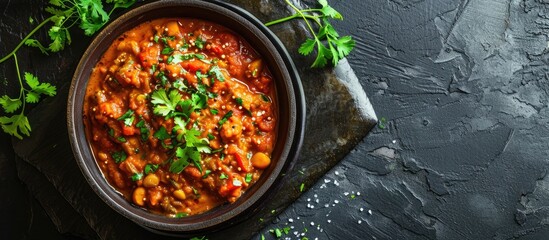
[83,18,276,217]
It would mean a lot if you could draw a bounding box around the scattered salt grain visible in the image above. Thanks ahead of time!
[358,220,362,224]
[344,192,349,196]
[310,222,315,226]
[360,208,364,212]
[288,218,294,223]
[368,210,372,215]
[335,171,340,175]
[327,219,331,223]
[324,179,331,183]
[334,200,339,204]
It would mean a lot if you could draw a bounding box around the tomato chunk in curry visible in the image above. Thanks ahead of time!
[83,18,276,217]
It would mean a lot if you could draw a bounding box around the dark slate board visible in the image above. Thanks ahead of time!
[5,0,376,239]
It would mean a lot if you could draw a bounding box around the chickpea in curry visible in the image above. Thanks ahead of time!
[83,18,277,217]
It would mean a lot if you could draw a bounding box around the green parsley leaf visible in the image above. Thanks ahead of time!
[151,89,182,117]
[24,39,49,55]
[153,126,170,140]
[208,66,225,82]
[111,151,127,163]
[235,97,243,106]
[117,109,135,126]
[175,212,188,218]
[218,110,233,126]
[210,108,218,115]
[245,173,252,183]
[170,156,189,174]
[131,172,143,181]
[0,96,22,113]
[207,133,215,140]
[195,36,205,49]
[219,173,228,180]
[300,183,305,192]
[0,113,31,139]
[136,119,149,141]
[144,164,159,175]
[170,53,206,64]
[161,47,173,55]
[298,38,316,56]
[283,226,291,234]
[202,169,212,179]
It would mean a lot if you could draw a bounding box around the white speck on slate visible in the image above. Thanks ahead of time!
[320,183,327,189]
[357,192,361,196]
[307,198,311,202]
[334,180,339,186]
[289,218,294,223]
[335,171,339,175]
[360,208,364,212]
[325,204,330,208]
[294,231,298,236]
[314,194,318,198]
[327,219,331,223]
[334,200,339,204]
[344,192,349,196]
[368,210,373,215]
[358,220,362,224]
[324,179,331,183]
[310,222,315,226]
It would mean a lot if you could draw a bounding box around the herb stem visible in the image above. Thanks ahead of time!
[265,13,321,27]
[283,0,318,39]
[0,16,55,64]
[13,54,26,113]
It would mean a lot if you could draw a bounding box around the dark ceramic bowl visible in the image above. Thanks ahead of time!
[67,0,305,235]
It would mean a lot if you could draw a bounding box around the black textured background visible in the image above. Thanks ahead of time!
[2,0,549,239]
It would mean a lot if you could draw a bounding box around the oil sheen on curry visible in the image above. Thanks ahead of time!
[83,18,276,217]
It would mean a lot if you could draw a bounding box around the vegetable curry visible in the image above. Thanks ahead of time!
[83,18,276,217]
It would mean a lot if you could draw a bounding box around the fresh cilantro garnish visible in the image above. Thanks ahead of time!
[195,36,205,49]
[117,136,127,143]
[245,173,252,183]
[218,110,233,126]
[166,55,174,64]
[208,66,225,82]
[156,71,169,86]
[207,133,215,140]
[131,172,143,181]
[265,0,355,68]
[144,164,159,175]
[111,150,127,163]
[300,183,305,192]
[153,126,170,140]
[235,97,243,106]
[0,1,135,138]
[151,89,182,117]
[0,71,56,139]
[170,53,206,64]
[135,119,149,141]
[117,109,134,126]
[161,47,173,55]
[153,35,159,43]
[175,212,188,218]
[261,94,270,102]
[210,108,218,115]
[219,173,228,180]
[202,169,212,179]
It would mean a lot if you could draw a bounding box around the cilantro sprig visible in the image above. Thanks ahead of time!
[0,0,136,139]
[265,0,355,68]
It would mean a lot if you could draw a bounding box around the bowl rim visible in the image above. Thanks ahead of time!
[67,0,306,234]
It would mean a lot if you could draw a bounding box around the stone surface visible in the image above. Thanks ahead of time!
[257,0,549,239]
